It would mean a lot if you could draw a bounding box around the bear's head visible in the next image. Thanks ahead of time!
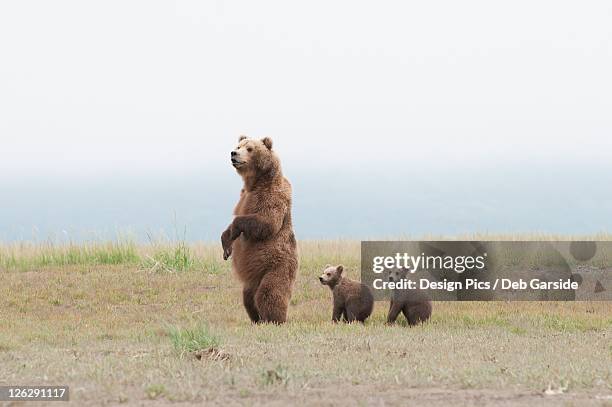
[387,267,408,282]
[230,135,279,182]
[319,264,343,287]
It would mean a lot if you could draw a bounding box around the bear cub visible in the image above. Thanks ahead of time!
[319,265,373,323]
[387,268,432,325]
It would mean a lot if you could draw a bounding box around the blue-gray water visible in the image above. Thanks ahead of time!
[2,164,611,242]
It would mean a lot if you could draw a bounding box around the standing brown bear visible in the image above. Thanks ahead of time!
[221,135,298,324]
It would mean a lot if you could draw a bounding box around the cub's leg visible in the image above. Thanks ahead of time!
[345,306,357,323]
[403,302,432,326]
[339,308,348,322]
[332,301,344,323]
[386,299,403,324]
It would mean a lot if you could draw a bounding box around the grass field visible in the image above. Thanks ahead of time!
[0,239,611,406]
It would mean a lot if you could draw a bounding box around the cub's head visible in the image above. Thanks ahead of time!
[387,268,408,282]
[230,135,278,177]
[319,264,343,287]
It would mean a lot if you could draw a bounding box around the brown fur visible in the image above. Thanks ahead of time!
[387,268,432,325]
[221,136,298,324]
[319,265,374,323]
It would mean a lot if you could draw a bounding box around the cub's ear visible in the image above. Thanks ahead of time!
[336,265,344,275]
[238,135,247,142]
[261,137,273,150]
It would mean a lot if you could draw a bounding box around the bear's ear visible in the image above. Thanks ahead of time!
[336,265,344,275]
[238,135,247,142]
[261,137,273,150]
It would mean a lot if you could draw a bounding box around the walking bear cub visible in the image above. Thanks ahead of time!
[319,265,373,323]
[387,268,432,325]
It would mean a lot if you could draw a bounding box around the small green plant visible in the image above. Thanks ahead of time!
[508,326,527,335]
[145,384,166,400]
[147,242,194,272]
[143,223,197,272]
[167,323,219,356]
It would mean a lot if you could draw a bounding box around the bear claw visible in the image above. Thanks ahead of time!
[223,247,232,260]
[221,229,233,260]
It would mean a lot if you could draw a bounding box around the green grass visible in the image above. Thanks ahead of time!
[0,240,209,272]
[142,241,196,272]
[167,323,220,356]
[0,241,139,270]
[2,234,612,271]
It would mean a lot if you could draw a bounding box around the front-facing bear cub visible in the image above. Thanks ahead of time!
[319,265,373,323]
[387,268,432,326]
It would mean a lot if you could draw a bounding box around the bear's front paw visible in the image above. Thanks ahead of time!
[223,246,232,260]
[221,229,233,260]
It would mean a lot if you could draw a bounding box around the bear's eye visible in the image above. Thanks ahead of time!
[326,272,331,276]
[247,147,253,152]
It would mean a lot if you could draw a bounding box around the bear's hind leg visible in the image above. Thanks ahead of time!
[255,272,291,324]
[243,286,260,323]
[345,303,360,323]
[403,302,432,326]
[345,309,357,322]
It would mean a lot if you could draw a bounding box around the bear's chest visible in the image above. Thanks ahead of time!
[234,190,261,216]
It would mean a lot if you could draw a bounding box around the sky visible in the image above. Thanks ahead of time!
[1,1,611,241]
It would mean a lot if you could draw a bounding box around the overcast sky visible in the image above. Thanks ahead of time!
[1,1,611,240]
[2,0,611,177]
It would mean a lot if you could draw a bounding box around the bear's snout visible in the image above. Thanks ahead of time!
[231,150,244,167]
[319,276,324,283]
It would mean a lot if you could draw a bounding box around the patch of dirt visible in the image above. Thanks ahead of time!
[212,385,612,407]
[69,384,612,406]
